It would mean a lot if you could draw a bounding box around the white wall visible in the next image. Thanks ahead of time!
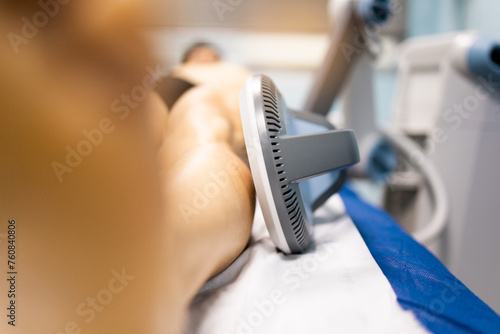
[467,0,500,40]
[407,0,500,40]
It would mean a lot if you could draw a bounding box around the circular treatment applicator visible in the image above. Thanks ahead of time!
[240,75,360,254]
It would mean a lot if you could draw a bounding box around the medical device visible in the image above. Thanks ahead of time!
[240,75,360,254]
[306,0,397,181]
[305,0,392,114]
[305,0,450,248]
[237,0,395,254]
[393,31,500,312]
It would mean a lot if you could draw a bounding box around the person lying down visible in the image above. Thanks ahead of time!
[0,1,255,333]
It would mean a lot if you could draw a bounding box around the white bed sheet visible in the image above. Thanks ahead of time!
[186,195,428,334]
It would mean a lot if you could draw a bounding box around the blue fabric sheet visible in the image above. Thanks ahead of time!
[340,186,500,334]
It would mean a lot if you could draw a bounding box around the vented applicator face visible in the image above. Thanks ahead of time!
[259,77,313,253]
[240,75,359,254]
[240,75,312,254]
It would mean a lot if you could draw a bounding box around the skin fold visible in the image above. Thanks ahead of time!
[0,1,255,333]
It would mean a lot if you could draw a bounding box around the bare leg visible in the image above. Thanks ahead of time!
[162,85,255,282]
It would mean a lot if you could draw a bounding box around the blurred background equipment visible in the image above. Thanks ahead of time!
[393,30,500,312]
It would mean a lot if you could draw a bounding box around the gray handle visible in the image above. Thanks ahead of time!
[279,130,360,182]
[304,1,363,115]
[304,0,391,115]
